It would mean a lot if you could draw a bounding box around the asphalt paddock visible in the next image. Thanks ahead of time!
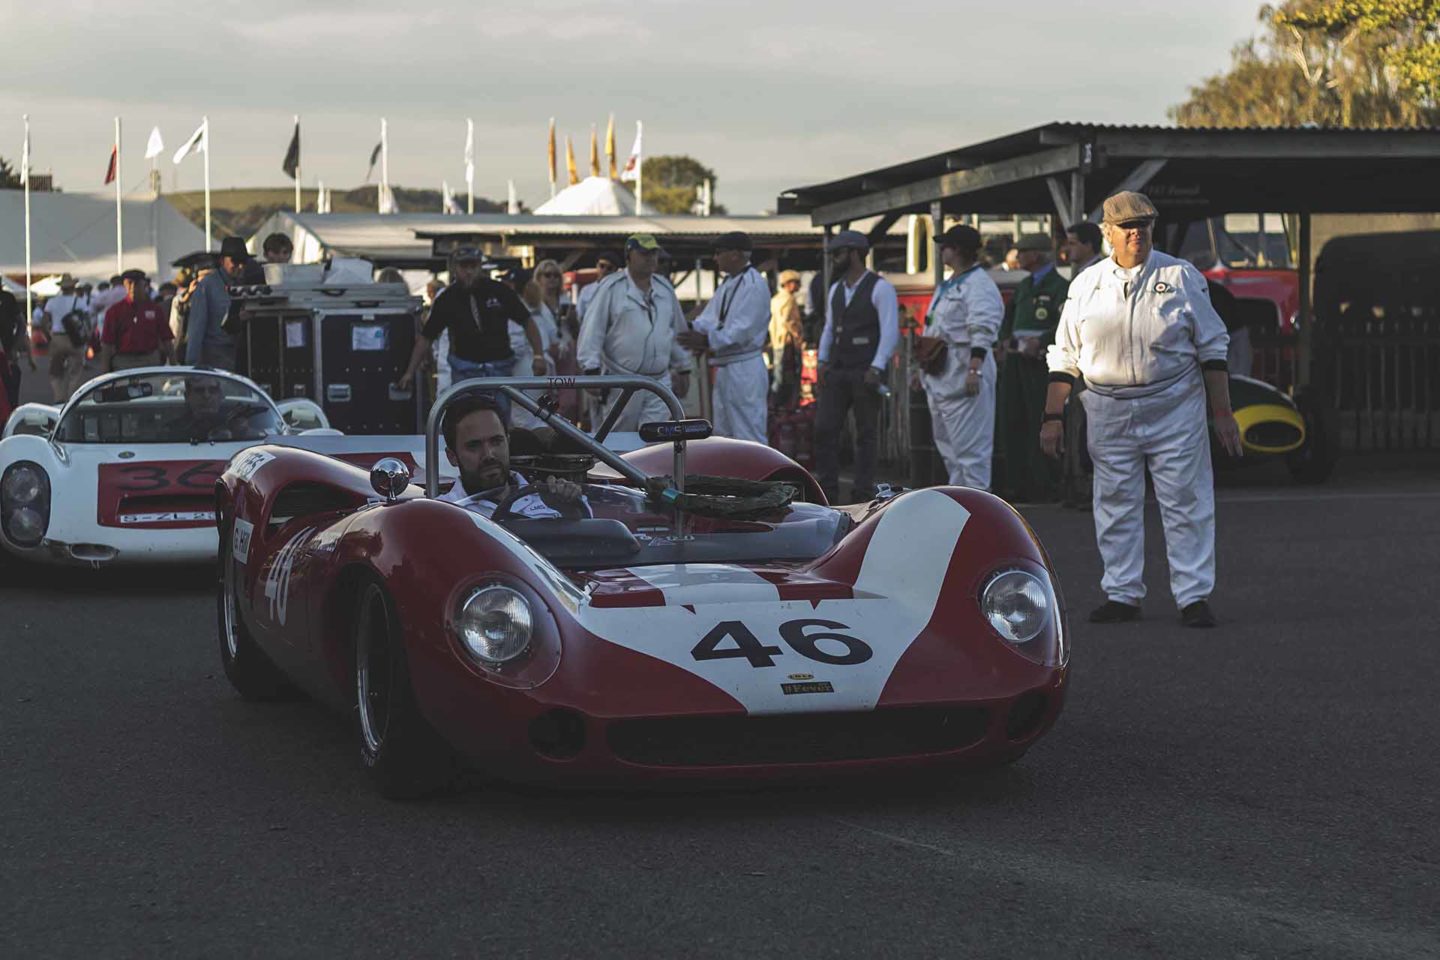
[3,452,1439,958]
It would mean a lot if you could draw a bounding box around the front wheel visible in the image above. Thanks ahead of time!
[218,528,295,701]
[354,581,457,800]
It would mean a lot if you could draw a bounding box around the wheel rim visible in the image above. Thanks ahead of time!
[222,551,240,660]
[356,590,392,755]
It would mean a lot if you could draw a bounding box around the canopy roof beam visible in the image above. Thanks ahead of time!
[808,143,1083,227]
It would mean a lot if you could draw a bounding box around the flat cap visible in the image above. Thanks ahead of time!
[1102,191,1159,224]
[711,231,752,252]
[830,229,870,252]
[1015,233,1054,253]
[120,269,149,283]
[935,224,982,251]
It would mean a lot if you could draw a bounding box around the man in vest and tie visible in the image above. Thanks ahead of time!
[814,230,900,503]
[677,231,771,443]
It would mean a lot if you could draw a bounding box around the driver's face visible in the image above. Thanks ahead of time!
[447,409,509,493]
[186,379,224,416]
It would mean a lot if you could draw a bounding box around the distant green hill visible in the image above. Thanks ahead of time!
[167,186,506,238]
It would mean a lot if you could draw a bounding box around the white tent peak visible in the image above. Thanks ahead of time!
[534,177,654,216]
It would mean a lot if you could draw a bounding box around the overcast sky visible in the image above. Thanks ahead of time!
[2,0,1266,214]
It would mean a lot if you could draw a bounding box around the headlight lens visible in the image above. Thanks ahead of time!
[981,569,1051,644]
[2,461,51,548]
[456,584,533,666]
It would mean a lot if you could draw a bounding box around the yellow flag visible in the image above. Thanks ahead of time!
[547,117,556,189]
[605,114,617,179]
[565,136,579,185]
[589,124,600,178]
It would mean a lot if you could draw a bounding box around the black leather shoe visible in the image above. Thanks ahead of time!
[1088,600,1141,623]
[1180,600,1216,628]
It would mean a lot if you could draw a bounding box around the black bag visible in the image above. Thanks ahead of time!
[61,308,89,344]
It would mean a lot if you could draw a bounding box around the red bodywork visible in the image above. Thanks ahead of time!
[217,440,1068,787]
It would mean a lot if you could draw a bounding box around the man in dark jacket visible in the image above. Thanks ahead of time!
[185,237,250,369]
[997,233,1069,502]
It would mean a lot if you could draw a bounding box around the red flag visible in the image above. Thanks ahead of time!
[103,146,117,185]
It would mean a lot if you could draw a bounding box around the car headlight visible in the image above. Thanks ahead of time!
[981,569,1052,644]
[456,584,533,666]
[1,461,51,548]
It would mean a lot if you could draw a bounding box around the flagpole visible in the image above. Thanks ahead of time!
[380,118,389,214]
[635,121,644,212]
[202,116,212,251]
[466,118,474,215]
[22,115,32,325]
[294,115,301,213]
[114,116,123,274]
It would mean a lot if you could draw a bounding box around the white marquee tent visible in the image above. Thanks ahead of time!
[0,190,206,283]
[534,177,655,216]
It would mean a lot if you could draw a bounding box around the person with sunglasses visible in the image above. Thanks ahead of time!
[575,251,621,326]
[1042,191,1241,629]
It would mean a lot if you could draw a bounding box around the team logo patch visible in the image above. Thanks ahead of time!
[1154,281,1172,294]
[1034,306,1050,321]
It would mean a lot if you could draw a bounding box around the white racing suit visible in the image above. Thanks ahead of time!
[692,266,770,443]
[1048,250,1230,609]
[577,271,690,432]
[920,265,1004,489]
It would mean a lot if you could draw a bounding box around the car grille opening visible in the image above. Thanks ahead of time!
[1245,422,1302,449]
[1005,692,1049,741]
[530,708,587,760]
[607,706,990,767]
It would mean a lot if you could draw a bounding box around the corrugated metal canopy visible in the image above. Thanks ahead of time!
[780,122,1440,225]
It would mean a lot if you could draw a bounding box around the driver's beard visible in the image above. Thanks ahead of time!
[460,462,509,498]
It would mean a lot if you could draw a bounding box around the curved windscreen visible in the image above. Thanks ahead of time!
[56,372,285,444]
[452,481,846,568]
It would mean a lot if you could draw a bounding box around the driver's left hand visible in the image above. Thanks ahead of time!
[540,475,583,501]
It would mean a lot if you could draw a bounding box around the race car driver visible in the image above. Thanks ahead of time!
[439,394,589,520]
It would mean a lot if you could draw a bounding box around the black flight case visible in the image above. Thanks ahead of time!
[234,273,423,435]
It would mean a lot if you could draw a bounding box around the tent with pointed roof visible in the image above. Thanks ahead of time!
[534,176,655,216]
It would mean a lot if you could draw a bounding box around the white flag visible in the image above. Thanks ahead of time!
[144,126,165,160]
[442,181,461,215]
[379,183,399,215]
[507,179,519,215]
[172,120,206,164]
[620,122,643,182]
[19,120,29,186]
[464,119,474,187]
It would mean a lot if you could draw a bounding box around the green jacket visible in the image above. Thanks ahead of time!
[1002,266,1069,345]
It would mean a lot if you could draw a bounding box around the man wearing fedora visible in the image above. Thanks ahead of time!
[185,237,249,369]
[1042,191,1241,628]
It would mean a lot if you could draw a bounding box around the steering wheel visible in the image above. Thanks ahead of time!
[490,483,589,523]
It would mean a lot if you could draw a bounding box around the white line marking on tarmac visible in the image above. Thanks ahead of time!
[827,816,1440,958]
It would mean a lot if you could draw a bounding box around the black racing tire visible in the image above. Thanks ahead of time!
[218,526,297,701]
[353,580,457,800]
[1286,392,1337,485]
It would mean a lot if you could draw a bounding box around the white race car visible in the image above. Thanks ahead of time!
[0,367,440,567]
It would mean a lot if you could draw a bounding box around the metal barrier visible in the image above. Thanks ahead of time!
[1325,313,1440,452]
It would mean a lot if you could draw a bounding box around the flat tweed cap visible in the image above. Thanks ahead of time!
[1102,191,1159,223]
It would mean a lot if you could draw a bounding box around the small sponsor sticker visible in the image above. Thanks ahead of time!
[781,681,835,696]
[1154,281,1171,294]
[227,450,275,483]
[232,518,254,563]
[787,673,815,681]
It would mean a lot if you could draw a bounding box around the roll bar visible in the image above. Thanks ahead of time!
[424,376,688,499]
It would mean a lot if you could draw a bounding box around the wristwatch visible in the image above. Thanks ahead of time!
[1042,412,1064,423]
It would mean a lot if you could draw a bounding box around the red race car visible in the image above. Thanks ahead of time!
[215,377,1068,798]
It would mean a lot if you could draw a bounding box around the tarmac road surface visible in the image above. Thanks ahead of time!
[2,450,1439,958]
